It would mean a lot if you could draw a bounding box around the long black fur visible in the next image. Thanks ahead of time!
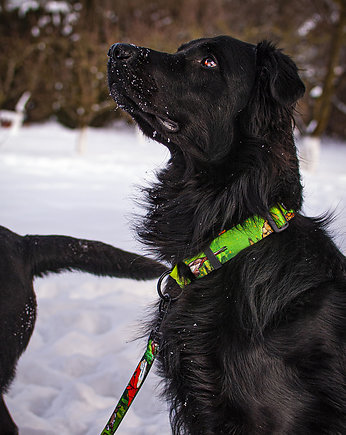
[108,36,346,434]
[0,225,166,434]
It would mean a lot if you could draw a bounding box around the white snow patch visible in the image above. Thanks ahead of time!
[298,14,321,36]
[0,122,345,434]
[45,1,70,14]
[1,122,170,434]
[310,86,323,98]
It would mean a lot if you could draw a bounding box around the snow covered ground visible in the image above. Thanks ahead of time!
[0,122,345,435]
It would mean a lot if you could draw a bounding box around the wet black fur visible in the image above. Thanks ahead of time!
[0,225,166,434]
[108,36,346,434]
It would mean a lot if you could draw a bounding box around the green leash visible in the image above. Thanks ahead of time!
[100,204,294,433]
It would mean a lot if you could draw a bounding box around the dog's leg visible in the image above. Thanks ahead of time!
[0,395,18,435]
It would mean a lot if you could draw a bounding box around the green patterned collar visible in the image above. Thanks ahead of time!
[170,204,295,288]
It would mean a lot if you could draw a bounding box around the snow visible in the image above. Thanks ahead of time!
[18,1,40,17]
[0,122,345,434]
[45,1,71,15]
[309,86,323,98]
[0,122,170,435]
[297,14,321,37]
[7,0,71,16]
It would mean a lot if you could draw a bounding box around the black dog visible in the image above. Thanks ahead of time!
[108,35,346,434]
[0,225,166,434]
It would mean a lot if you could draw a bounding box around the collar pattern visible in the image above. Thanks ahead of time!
[170,204,295,288]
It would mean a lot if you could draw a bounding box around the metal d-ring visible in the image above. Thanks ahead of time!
[157,269,184,303]
[157,269,172,301]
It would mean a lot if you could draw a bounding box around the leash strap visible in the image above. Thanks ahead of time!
[170,204,295,287]
[100,292,171,434]
[100,337,159,434]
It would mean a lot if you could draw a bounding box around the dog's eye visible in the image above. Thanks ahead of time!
[202,57,217,69]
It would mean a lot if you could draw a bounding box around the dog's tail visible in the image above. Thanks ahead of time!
[24,234,167,280]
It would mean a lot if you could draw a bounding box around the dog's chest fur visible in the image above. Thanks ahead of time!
[150,215,346,434]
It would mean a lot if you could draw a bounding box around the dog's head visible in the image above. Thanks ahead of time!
[107,35,304,165]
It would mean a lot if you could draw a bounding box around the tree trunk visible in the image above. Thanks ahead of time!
[76,126,88,154]
[312,0,346,137]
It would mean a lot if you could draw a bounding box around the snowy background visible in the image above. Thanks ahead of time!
[0,123,345,434]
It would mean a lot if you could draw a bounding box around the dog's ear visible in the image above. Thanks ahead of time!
[255,41,305,106]
[241,41,305,136]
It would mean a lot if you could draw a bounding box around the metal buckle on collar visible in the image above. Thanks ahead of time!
[266,207,289,233]
[157,269,183,302]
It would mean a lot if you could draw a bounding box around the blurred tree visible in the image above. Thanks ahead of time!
[293,0,346,169]
[311,0,345,137]
[51,1,114,151]
[0,0,345,141]
[0,6,45,109]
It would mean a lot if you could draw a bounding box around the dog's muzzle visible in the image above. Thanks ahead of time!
[107,43,179,134]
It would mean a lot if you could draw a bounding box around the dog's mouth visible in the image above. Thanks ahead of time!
[110,82,179,135]
[155,115,179,133]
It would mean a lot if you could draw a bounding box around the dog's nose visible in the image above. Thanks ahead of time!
[108,43,138,61]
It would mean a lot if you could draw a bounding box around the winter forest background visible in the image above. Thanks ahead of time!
[0,1,346,434]
[0,0,345,141]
